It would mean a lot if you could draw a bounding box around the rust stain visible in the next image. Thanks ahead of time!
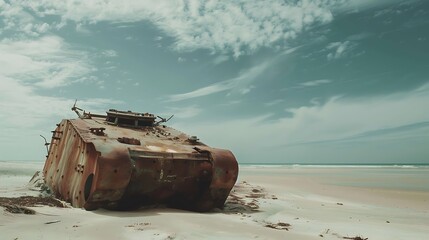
[43,108,238,211]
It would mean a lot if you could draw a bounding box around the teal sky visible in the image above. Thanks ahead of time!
[1,0,428,164]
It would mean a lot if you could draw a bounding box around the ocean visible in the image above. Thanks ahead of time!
[239,162,429,192]
[2,160,429,192]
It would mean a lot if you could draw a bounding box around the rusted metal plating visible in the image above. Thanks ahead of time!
[43,109,238,211]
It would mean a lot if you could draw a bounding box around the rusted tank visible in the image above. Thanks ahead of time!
[42,105,238,211]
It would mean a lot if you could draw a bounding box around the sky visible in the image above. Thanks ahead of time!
[1,0,428,164]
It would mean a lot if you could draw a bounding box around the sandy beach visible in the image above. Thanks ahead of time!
[1,161,428,240]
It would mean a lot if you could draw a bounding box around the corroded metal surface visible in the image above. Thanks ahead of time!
[43,109,238,211]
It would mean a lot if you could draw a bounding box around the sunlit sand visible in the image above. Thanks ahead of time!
[1,161,428,239]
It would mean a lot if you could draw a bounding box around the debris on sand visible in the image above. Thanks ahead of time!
[343,236,368,240]
[264,222,291,231]
[0,196,67,214]
[45,220,61,224]
[0,204,35,215]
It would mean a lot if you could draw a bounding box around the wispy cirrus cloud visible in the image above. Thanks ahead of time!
[300,79,332,87]
[101,49,118,57]
[334,0,408,13]
[174,81,429,161]
[0,36,94,88]
[265,99,285,106]
[166,60,271,102]
[326,41,355,60]
[167,81,233,102]
[283,79,333,91]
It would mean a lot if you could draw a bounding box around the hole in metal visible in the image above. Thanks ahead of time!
[84,173,94,201]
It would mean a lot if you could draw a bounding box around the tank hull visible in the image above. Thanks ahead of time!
[43,115,238,211]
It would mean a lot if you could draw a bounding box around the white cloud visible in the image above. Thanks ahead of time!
[0,77,121,160]
[265,99,285,106]
[0,1,127,160]
[333,0,406,13]
[213,55,229,65]
[0,1,51,37]
[36,22,50,33]
[220,100,242,107]
[166,60,271,102]
[300,79,332,87]
[75,22,90,34]
[414,81,429,92]
[177,57,186,63]
[283,79,333,91]
[174,82,429,156]
[326,41,354,60]
[0,32,120,160]
[102,49,118,57]
[347,32,372,41]
[17,0,335,57]
[286,88,429,143]
[239,85,255,95]
[167,81,233,102]
[0,76,120,129]
[0,36,94,88]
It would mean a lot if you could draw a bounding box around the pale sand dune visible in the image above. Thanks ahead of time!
[1,162,429,240]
